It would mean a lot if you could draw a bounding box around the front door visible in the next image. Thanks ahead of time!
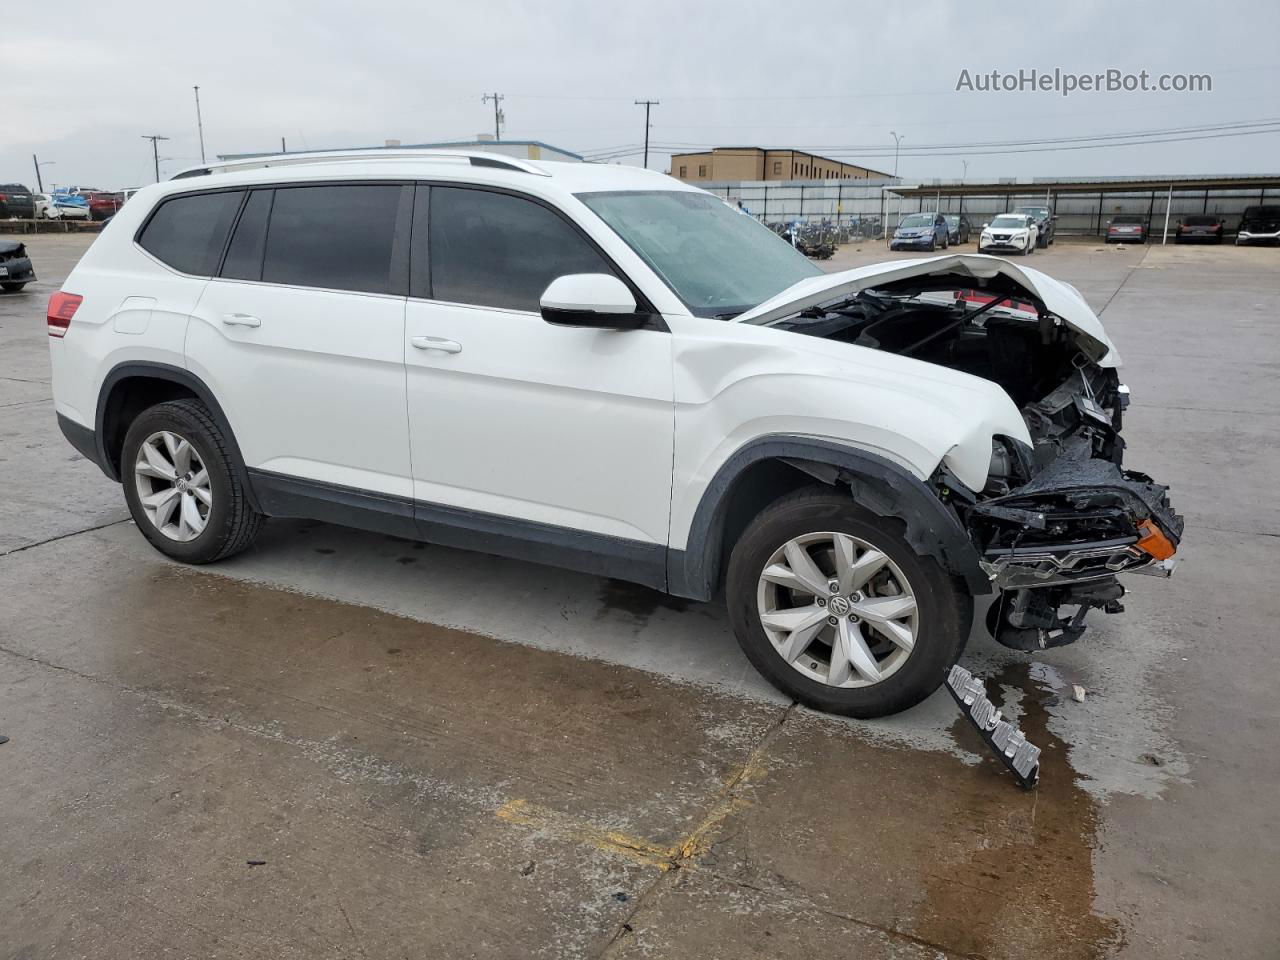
[403,184,674,580]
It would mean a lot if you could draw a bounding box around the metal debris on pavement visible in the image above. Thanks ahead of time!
[946,665,1042,789]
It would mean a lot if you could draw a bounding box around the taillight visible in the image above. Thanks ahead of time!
[47,291,82,338]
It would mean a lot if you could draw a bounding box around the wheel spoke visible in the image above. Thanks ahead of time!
[844,545,889,594]
[761,604,829,663]
[153,488,181,529]
[171,439,194,476]
[180,493,206,538]
[838,618,882,683]
[782,540,831,597]
[140,442,176,480]
[854,594,916,653]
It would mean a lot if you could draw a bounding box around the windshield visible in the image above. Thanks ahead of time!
[1183,215,1218,225]
[944,216,959,226]
[990,216,1026,229]
[1244,206,1280,219]
[899,214,934,228]
[1112,216,1144,224]
[1015,206,1048,218]
[577,190,821,318]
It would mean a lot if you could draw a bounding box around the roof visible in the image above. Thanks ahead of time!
[164,150,692,200]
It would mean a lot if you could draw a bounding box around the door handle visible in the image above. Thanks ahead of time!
[222,313,262,328]
[411,336,462,354]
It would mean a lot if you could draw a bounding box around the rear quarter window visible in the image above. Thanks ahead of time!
[138,191,244,276]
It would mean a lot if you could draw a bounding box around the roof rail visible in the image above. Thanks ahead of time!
[170,149,551,180]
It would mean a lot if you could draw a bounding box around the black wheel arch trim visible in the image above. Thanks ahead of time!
[94,361,261,512]
[667,435,991,601]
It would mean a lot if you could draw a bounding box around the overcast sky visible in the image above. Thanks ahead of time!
[3,0,1278,189]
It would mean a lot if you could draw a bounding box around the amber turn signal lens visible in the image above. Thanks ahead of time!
[1136,520,1176,561]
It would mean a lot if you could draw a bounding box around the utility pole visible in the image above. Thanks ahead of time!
[481,93,505,141]
[635,100,659,169]
[32,154,53,193]
[193,86,206,163]
[141,135,170,183]
[890,131,904,178]
[281,137,287,154]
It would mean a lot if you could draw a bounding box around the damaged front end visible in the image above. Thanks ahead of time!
[951,371,1183,650]
[751,255,1184,652]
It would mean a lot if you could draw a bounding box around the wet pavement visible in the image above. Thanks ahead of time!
[1,234,1277,958]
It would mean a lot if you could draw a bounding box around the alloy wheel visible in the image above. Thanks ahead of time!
[756,531,918,688]
[133,430,212,542]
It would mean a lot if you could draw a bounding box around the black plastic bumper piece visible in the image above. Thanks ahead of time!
[57,413,105,473]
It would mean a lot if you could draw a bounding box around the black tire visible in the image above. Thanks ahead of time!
[121,398,263,564]
[926,238,936,252]
[1,282,27,292]
[725,487,973,718]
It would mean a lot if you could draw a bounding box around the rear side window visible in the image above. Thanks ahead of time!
[221,189,273,281]
[426,186,614,311]
[262,184,407,294]
[138,191,243,276]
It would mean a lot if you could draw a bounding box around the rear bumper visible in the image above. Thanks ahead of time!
[58,413,108,474]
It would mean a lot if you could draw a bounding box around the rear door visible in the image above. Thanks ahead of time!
[403,183,674,556]
[188,182,415,499]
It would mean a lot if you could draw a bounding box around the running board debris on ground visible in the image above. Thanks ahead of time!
[946,665,1042,789]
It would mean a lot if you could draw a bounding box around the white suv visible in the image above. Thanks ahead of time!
[49,150,1182,717]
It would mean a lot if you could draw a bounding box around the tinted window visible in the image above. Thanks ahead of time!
[428,186,615,311]
[139,191,243,276]
[262,184,406,294]
[221,189,272,281]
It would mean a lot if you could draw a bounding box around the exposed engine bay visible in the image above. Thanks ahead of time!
[771,269,1184,651]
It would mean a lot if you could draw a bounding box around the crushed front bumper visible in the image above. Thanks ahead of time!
[965,441,1183,650]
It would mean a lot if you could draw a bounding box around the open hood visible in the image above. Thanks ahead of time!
[735,254,1119,366]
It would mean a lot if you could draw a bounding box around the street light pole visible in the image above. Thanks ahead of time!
[193,86,206,163]
[890,131,904,177]
[32,154,54,193]
[141,135,170,183]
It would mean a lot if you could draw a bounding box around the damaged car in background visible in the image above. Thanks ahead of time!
[736,254,1182,660]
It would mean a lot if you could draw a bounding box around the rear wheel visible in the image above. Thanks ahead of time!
[121,399,263,564]
[726,488,972,718]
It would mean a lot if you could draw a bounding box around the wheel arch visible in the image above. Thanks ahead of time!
[95,361,260,511]
[666,435,990,601]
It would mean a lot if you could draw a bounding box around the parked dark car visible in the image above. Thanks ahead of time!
[1175,214,1225,244]
[1106,215,1148,244]
[86,192,125,221]
[944,214,972,244]
[0,240,36,292]
[1013,204,1055,247]
[1236,205,1280,246]
[890,212,949,251]
[0,183,35,219]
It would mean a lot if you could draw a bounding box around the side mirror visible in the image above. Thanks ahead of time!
[540,274,649,330]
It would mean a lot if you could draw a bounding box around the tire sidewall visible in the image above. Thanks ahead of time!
[121,403,236,563]
[726,494,971,718]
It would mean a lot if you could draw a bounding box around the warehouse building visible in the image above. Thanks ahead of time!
[669,147,891,183]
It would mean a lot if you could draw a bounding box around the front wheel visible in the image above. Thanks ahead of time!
[1,282,27,292]
[121,398,263,564]
[726,488,973,718]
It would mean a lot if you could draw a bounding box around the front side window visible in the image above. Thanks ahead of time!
[579,189,821,319]
[139,190,243,276]
[221,189,272,281]
[426,186,616,312]
[261,184,406,294]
